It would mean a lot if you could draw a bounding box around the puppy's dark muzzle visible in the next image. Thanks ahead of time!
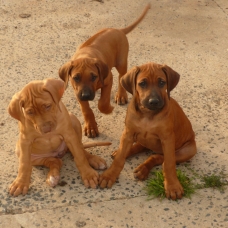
[37,121,55,134]
[143,96,164,111]
[78,88,95,101]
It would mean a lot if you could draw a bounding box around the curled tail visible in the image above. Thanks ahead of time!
[120,3,150,34]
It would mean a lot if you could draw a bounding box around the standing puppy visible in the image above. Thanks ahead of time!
[59,4,150,138]
[8,78,109,196]
[99,63,197,200]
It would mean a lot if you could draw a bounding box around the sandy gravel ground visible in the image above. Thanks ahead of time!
[0,0,228,227]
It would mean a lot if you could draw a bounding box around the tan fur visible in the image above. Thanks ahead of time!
[8,78,110,196]
[99,63,197,200]
[59,4,150,138]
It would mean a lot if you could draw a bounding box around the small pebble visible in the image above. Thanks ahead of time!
[76,221,86,227]
[19,14,31,18]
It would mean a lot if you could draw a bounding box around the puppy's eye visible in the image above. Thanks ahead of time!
[91,74,97,82]
[45,104,52,110]
[138,80,147,88]
[26,110,34,115]
[73,74,80,83]
[158,79,166,88]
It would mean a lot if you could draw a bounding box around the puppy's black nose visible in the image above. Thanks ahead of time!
[79,88,95,101]
[81,90,91,99]
[149,98,159,105]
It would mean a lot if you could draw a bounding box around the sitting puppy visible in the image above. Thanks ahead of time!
[59,4,150,138]
[8,78,110,197]
[99,63,197,200]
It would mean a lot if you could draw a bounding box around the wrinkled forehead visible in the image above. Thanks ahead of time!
[22,86,53,109]
[137,64,166,82]
[71,59,98,74]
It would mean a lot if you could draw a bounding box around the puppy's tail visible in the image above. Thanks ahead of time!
[83,141,111,149]
[120,3,150,35]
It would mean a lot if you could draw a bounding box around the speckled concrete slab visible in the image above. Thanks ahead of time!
[1,193,228,228]
[0,0,228,227]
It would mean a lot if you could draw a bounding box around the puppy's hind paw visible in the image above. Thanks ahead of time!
[133,164,149,180]
[46,175,60,187]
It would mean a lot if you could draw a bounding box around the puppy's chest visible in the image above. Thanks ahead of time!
[32,134,63,154]
[129,117,162,150]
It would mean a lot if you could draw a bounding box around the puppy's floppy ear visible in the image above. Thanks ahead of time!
[58,61,73,89]
[162,65,180,99]
[8,92,25,122]
[121,66,140,95]
[95,59,109,86]
[43,78,65,110]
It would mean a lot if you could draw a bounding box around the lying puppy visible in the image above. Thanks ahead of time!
[99,62,197,200]
[8,78,110,196]
[59,4,150,138]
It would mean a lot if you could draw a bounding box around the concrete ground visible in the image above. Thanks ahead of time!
[0,0,228,227]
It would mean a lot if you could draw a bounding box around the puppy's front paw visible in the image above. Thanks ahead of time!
[99,169,117,189]
[81,168,99,189]
[84,121,99,138]
[164,179,184,200]
[133,164,149,180]
[115,91,128,105]
[9,178,30,197]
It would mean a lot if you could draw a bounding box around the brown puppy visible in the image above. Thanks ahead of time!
[8,78,110,197]
[99,63,197,200]
[59,4,150,138]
